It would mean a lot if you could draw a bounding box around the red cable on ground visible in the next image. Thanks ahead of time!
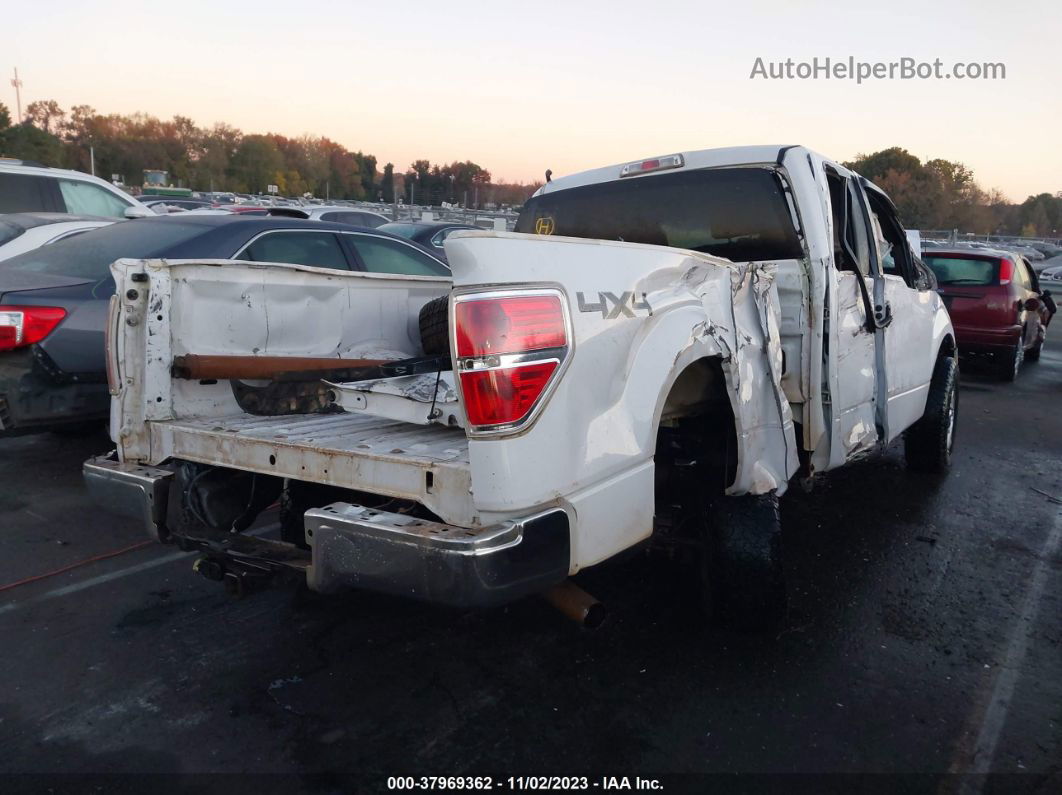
[0,539,154,594]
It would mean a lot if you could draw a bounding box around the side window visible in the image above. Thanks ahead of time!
[347,235,449,276]
[865,188,918,287]
[58,179,132,218]
[351,212,386,228]
[319,211,343,223]
[239,231,349,270]
[0,173,62,213]
[825,170,870,276]
[1016,259,1033,290]
[429,229,454,248]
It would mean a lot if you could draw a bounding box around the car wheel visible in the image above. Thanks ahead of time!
[702,493,786,631]
[904,354,959,473]
[997,340,1023,381]
[418,296,450,356]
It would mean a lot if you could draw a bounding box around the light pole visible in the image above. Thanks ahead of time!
[10,67,23,123]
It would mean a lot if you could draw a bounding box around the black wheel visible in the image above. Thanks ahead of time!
[996,340,1023,381]
[1026,335,1043,362]
[905,355,959,473]
[702,493,786,631]
[418,296,450,356]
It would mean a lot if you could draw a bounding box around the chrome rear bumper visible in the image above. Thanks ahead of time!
[83,452,174,541]
[305,503,570,606]
[83,451,570,607]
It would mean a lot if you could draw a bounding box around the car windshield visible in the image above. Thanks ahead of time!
[516,166,803,262]
[1,220,207,279]
[923,255,1000,286]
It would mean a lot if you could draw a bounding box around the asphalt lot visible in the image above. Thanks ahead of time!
[1,351,1059,793]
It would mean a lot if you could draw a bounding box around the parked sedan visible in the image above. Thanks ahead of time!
[378,222,480,261]
[139,197,214,213]
[269,205,391,227]
[0,215,447,435]
[922,248,1053,380]
[0,213,115,262]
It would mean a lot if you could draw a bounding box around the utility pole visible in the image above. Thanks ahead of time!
[10,67,23,123]
[89,146,95,176]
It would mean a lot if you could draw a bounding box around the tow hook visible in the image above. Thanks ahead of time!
[542,580,607,629]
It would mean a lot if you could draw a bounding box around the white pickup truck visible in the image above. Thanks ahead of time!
[85,145,958,628]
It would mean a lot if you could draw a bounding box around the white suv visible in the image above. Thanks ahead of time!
[0,159,153,219]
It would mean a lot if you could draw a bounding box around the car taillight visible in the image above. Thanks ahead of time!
[998,258,1014,285]
[460,362,559,426]
[453,292,569,432]
[0,305,67,352]
[456,295,566,357]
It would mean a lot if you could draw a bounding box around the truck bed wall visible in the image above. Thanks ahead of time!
[110,258,449,463]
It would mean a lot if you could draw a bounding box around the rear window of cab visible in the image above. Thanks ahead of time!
[516,167,803,263]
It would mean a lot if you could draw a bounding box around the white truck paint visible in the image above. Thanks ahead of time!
[88,145,957,620]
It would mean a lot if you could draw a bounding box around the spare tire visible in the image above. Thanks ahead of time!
[419,296,451,356]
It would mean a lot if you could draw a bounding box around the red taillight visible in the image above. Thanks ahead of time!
[461,361,559,426]
[998,258,1014,285]
[0,305,67,352]
[454,292,569,430]
[455,295,566,357]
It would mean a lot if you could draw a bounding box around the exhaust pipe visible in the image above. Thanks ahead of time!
[542,580,606,629]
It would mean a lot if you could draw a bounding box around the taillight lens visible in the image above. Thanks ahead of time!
[456,295,566,357]
[454,292,569,431]
[461,361,559,426]
[998,258,1014,285]
[0,305,67,352]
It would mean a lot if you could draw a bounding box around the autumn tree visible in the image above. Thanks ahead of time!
[24,99,65,135]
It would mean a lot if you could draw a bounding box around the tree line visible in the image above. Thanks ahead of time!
[0,100,541,207]
[0,102,1057,233]
[843,147,1060,237]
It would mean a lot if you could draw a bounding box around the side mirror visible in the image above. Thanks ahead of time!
[1024,297,1041,311]
[123,205,154,219]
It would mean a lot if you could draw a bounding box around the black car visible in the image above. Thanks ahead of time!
[0,215,448,436]
[377,222,480,261]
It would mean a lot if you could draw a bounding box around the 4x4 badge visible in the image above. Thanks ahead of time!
[576,291,652,319]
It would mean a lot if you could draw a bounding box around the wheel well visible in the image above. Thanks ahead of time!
[939,334,956,360]
[654,359,738,542]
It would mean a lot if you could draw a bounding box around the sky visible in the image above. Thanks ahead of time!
[2,0,1059,200]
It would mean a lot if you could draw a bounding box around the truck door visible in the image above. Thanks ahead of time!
[824,168,884,464]
[862,186,938,440]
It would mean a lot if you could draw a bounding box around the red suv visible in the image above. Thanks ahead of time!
[922,248,1053,381]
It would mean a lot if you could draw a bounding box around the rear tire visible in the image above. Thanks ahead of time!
[703,493,786,631]
[904,355,959,473]
[996,340,1023,381]
[418,296,450,357]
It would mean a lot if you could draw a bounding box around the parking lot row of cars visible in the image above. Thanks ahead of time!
[0,155,1057,438]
